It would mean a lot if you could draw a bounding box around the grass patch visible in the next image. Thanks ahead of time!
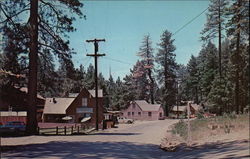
[171,113,249,141]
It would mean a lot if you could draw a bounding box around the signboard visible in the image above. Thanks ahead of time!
[76,107,93,113]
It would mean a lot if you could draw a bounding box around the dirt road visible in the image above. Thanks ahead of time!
[1,119,249,159]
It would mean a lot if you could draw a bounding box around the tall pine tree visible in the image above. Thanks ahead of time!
[156,30,177,116]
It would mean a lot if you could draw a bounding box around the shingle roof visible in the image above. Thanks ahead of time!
[43,89,103,115]
[190,103,201,111]
[134,100,161,111]
[172,104,201,112]
[172,106,187,112]
[43,98,75,114]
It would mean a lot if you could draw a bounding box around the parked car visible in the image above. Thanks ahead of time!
[117,117,134,124]
[158,116,166,120]
[0,121,26,133]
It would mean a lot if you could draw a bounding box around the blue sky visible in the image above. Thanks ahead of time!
[68,1,210,80]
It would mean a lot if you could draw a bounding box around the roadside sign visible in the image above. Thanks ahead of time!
[76,107,93,113]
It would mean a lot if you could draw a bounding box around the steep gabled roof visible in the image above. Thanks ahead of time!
[134,100,161,111]
[172,106,187,112]
[43,98,75,114]
[43,88,103,115]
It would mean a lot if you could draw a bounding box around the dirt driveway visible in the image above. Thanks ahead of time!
[1,119,249,159]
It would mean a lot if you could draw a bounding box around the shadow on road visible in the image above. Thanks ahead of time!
[1,141,164,159]
[89,132,142,136]
[1,139,249,159]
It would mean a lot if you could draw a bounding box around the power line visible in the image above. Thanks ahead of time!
[82,56,92,67]
[173,7,209,36]
[104,57,133,65]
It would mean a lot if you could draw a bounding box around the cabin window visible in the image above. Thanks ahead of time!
[132,112,134,116]
[82,98,87,107]
[148,112,152,117]
[128,112,131,116]
[159,112,162,117]
[138,112,141,116]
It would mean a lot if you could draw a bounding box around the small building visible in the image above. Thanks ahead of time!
[171,101,202,118]
[43,88,103,126]
[0,86,45,122]
[0,111,27,125]
[121,100,164,121]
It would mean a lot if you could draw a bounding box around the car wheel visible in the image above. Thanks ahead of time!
[127,121,132,124]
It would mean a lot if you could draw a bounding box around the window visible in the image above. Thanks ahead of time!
[82,98,87,107]
[128,112,131,116]
[138,112,141,116]
[132,112,134,116]
[159,113,162,117]
[148,112,152,117]
[132,104,136,108]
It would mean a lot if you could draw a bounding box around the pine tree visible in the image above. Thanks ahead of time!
[201,0,229,78]
[186,55,199,103]
[156,30,177,116]
[197,41,218,101]
[132,60,149,101]
[226,0,249,113]
[84,64,95,89]
[0,0,84,133]
[137,35,155,104]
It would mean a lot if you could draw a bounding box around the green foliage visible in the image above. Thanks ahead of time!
[137,34,155,104]
[156,29,178,116]
[0,0,84,97]
[171,120,187,138]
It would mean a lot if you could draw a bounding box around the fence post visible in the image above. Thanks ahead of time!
[71,126,73,134]
[37,127,40,135]
[64,126,66,135]
[56,126,58,135]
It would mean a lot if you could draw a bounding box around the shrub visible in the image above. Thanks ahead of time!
[171,120,187,139]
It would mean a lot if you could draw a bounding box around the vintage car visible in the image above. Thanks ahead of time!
[0,121,26,133]
[117,117,134,124]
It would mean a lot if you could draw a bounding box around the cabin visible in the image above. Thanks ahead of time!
[121,100,164,120]
[43,88,104,126]
[171,101,202,118]
[0,86,45,122]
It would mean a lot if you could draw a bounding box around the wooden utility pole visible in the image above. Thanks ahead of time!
[187,102,192,146]
[86,39,105,131]
[27,0,38,134]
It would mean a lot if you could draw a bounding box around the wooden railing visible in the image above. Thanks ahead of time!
[37,125,95,135]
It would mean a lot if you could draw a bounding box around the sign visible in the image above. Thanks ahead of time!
[76,107,93,113]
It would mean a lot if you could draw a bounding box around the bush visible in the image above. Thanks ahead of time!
[171,120,187,138]
[197,112,204,119]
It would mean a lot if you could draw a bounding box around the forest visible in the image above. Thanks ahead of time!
[0,0,249,117]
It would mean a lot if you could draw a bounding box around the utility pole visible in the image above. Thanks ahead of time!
[86,39,105,131]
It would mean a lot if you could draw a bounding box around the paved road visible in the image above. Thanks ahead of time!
[1,120,249,159]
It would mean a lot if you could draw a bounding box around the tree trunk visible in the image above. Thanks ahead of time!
[218,0,222,78]
[148,68,154,104]
[164,53,169,116]
[235,0,241,114]
[27,0,38,134]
